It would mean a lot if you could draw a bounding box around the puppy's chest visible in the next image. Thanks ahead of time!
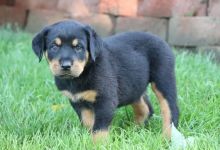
[55,78,98,103]
[61,89,97,103]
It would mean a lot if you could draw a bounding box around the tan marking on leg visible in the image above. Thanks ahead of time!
[81,108,95,130]
[61,90,97,103]
[92,130,109,143]
[151,83,171,139]
[132,96,150,124]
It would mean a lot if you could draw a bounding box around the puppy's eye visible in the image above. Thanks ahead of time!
[75,45,82,52]
[51,44,59,51]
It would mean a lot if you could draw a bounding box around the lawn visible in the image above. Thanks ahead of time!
[0,28,220,150]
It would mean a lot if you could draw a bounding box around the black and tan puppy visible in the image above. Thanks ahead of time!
[32,20,179,142]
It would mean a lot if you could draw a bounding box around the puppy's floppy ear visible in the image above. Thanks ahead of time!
[84,25,102,62]
[32,27,49,62]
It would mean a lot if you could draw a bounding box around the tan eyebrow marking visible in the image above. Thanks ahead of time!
[72,39,78,46]
[54,37,62,46]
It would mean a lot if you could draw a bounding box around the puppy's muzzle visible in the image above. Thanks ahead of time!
[60,59,72,71]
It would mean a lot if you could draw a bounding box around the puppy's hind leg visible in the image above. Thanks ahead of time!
[151,75,179,139]
[143,94,154,123]
[131,94,154,125]
[69,101,95,130]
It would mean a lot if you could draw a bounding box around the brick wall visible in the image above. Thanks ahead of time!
[1,0,220,53]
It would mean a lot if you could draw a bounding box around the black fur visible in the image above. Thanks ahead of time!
[32,20,179,133]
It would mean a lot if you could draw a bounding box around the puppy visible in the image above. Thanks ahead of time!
[32,20,179,142]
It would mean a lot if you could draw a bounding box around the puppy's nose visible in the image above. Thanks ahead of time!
[61,60,71,70]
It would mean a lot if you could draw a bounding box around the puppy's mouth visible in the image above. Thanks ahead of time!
[58,74,74,79]
[55,69,82,79]
[56,71,75,79]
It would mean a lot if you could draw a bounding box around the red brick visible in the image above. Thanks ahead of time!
[0,6,26,27]
[115,17,168,40]
[138,0,173,17]
[57,0,93,17]
[16,0,58,10]
[172,0,207,16]
[75,14,113,37]
[0,0,15,6]
[83,0,99,12]
[209,0,220,16]
[25,9,69,33]
[0,0,6,5]
[138,0,207,17]
[99,0,138,17]
[26,10,112,36]
[169,17,220,46]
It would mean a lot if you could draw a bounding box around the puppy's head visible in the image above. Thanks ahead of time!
[32,20,102,78]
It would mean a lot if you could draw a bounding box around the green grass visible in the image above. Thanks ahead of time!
[0,28,220,150]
